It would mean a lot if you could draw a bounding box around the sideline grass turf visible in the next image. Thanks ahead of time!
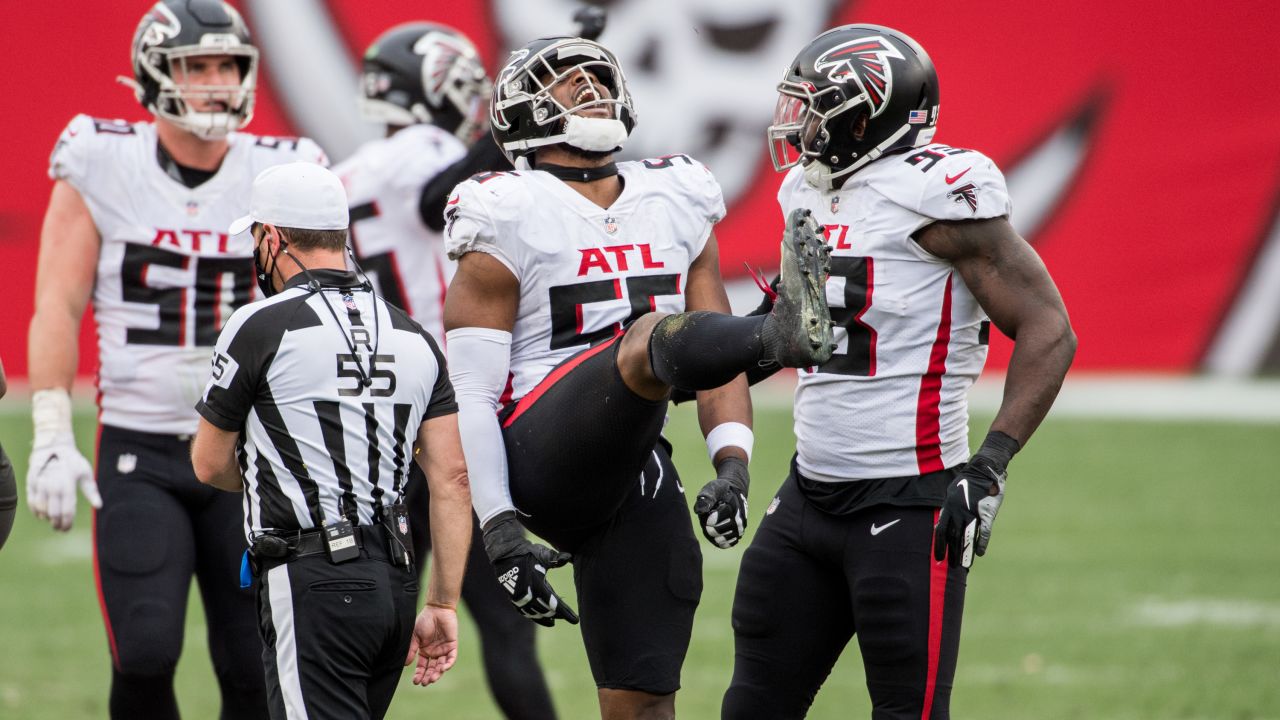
[0,402,1276,719]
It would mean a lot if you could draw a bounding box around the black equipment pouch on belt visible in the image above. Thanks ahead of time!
[324,518,360,564]
[383,502,413,568]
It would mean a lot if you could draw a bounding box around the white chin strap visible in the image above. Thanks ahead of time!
[563,115,628,152]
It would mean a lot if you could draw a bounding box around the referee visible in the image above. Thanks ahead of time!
[190,163,472,720]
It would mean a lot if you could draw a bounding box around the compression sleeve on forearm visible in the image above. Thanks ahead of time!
[446,327,516,527]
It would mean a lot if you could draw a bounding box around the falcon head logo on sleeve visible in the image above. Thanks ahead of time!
[947,182,980,213]
[813,36,905,119]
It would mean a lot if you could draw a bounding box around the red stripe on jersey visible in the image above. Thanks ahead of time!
[497,372,515,411]
[915,273,953,473]
[502,335,620,428]
[922,508,949,720]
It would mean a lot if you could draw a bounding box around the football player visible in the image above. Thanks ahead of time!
[443,35,835,719]
[718,25,1077,718]
[26,2,326,717]
[332,22,557,720]
[0,358,13,552]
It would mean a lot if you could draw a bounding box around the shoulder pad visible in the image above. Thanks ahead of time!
[632,153,726,225]
[49,115,136,184]
[874,144,1011,222]
[442,173,526,269]
[248,134,330,167]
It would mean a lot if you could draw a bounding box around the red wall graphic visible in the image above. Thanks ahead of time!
[2,0,1278,379]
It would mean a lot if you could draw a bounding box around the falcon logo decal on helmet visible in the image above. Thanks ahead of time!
[813,36,905,118]
[947,182,979,213]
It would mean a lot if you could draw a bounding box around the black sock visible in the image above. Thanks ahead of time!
[110,670,180,720]
[648,311,770,390]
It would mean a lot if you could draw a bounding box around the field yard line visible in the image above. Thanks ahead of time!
[2,375,1279,422]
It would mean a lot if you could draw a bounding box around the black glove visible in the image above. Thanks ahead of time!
[933,431,1020,568]
[693,456,750,549]
[482,512,578,627]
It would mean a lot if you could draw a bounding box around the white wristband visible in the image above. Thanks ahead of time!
[706,422,753,463]
[32,388,75,445]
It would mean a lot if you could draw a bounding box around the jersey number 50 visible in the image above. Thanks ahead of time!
[121,244,254,347]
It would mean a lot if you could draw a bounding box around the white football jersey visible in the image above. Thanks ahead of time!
[333,124,467,339]
[781,143,1013,481]
[444,154,725,400]
[49,114,328,434]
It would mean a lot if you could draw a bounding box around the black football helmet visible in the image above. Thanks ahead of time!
[359,23,491,143]
[126,0,258,139]
[768,25,939,189]
[490,36,636,164]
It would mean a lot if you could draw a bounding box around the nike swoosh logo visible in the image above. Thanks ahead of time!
[957,477,972,509]
[870,519,901,536]
[945,167,972,184]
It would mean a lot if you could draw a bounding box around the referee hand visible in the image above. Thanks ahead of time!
[483,512,579,627]
[407,604,459,686]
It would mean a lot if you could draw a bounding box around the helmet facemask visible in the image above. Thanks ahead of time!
[141,42,258,139]
[492,39,636,160]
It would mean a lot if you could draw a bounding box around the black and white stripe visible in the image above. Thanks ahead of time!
[198,270,456,540]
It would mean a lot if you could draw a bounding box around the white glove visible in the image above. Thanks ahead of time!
[27,389,100,531]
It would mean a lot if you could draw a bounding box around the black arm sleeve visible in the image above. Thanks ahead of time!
[419,134,512,232]
[671,275,785,405]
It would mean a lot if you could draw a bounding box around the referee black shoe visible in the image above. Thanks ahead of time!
[762,208,835,367]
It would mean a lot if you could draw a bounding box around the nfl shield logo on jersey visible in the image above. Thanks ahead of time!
[604,216,619,234]
[398,513,408,535]
[830,195,840,214]
[117,453,138,475]
[766,496,781,515]
[342,292,358,311]
[186,200,199,217]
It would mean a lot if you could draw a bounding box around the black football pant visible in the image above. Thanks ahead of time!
[257,532,418,720]
[405,465,557,720]
[500,333,704,695]
[722,472,967,719]
[94,425,267,720]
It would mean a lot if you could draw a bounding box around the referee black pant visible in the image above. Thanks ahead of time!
[256,527,419,720]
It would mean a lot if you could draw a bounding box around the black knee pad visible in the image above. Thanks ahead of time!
[852,576,916,663]
[98,502,172,576]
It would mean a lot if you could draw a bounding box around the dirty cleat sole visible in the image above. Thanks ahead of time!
[765,208,835,367]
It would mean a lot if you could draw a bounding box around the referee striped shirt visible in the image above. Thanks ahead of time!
[196,268,456,540]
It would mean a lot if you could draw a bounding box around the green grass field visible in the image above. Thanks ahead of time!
[1,398,1278,719]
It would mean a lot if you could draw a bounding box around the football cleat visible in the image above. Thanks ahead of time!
[762,208,835,367]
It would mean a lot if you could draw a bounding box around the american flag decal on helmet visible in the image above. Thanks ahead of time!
[947,182,980,213]
[814,36,906,118]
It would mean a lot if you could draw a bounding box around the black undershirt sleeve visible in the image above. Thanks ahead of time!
[418,134,511,232]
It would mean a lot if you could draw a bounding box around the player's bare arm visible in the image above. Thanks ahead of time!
[190,418,244,492]
[26,180,103,530]
[444,251,519,333]
[29,181,99,394]
[915,216,1077,445]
